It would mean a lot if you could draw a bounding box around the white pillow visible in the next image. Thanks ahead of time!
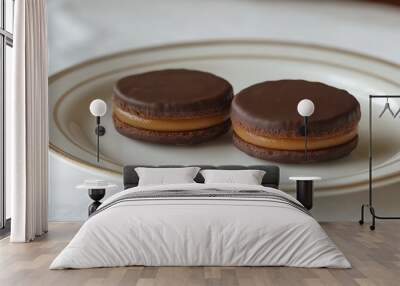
[135,167,200,186]
[200,169,266,185]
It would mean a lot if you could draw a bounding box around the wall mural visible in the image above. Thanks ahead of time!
[49,40,400,193]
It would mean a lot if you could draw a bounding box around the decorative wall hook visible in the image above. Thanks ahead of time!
[379,98,395,118]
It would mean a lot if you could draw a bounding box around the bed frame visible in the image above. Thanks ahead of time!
[123,165,280,189]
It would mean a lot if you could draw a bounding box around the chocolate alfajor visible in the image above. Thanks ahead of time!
[112,69,233,145]
[231,80,361,163]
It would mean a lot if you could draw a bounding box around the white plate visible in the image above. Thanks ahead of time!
[49,40,400,193]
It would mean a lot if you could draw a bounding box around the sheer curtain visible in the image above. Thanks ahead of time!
[7,0,49,242]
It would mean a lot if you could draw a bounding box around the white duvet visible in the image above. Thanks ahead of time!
[50,183,350,269]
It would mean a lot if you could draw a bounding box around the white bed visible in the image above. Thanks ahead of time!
[50,183,350,269]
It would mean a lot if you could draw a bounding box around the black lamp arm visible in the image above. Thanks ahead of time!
[94,116,106,162]
[304,116,308,160]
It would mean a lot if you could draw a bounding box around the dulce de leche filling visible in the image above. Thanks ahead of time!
[114,106,230,131]
[233,124,358,151]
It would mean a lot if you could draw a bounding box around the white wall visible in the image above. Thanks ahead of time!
[48,0,400,222]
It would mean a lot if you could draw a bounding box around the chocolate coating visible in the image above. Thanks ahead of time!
[233,133,359,164]
[231,80,361,138]
[113,69,233,119]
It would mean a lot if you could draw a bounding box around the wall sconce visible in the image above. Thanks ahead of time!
[297,99,315,161]
[89,99,107,162]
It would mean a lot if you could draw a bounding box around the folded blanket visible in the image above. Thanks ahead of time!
[92,188,310,217]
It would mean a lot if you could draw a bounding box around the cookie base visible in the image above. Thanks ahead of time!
[233,133,358,163]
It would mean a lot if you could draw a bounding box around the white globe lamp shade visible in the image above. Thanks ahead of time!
[89,99,107,117]
[297,99,315,117]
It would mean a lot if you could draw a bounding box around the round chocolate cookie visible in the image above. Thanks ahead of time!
[112,69,233,145]
[231,80,361,163]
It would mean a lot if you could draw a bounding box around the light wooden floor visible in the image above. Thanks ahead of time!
[0,222,399,286]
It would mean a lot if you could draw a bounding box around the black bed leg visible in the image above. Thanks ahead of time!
[359,204,365,225]
[370,206,376,231]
